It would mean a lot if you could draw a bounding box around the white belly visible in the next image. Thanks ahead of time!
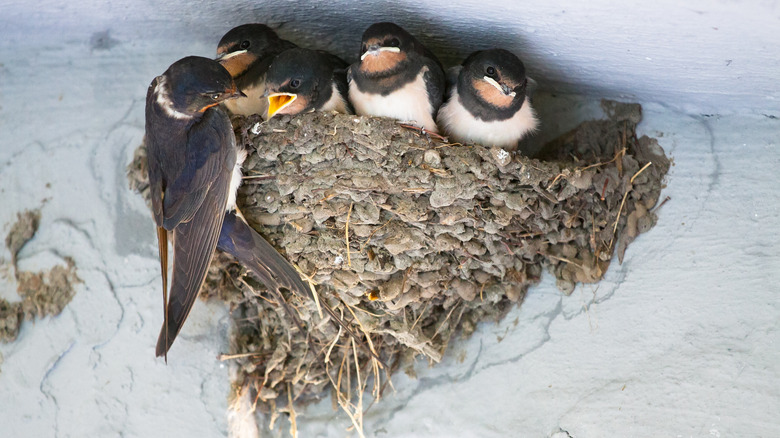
[349,70,438,133]
[437,90,538,148]
[226,146,247,212]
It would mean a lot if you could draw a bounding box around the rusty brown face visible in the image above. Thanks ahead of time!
[216,47,258,78]
[472,76,516,109]
[359,37,407,75]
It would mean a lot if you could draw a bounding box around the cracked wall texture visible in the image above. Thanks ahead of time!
[1,1,779,437]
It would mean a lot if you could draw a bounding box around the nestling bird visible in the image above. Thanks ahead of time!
[215,23,297,117]
[348,22,445,133]
[437,49,538,150]
[145,56,312,358]
[264,47,353,118]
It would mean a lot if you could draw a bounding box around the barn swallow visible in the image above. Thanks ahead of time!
[437,49,538,150]
[145,56,313,358]
[215,23,297,117]
[264,48,353,118]
[347,22,445,133]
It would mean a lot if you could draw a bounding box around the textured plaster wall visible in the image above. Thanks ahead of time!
[0,1,778,437]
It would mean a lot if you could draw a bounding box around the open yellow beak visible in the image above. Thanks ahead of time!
[267,93,297,118]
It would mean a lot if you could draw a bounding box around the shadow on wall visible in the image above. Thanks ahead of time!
[197,1,623,153]
[202,1,618,99]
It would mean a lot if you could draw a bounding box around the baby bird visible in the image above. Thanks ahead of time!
[264,48,352,118]
[437,49,538,150]
[215,23,297,117]
[348,22,445,133]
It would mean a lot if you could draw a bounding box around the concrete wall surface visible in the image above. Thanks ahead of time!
[0,1,778,437]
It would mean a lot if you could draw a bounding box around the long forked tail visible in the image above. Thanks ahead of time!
[217,210,384,366]
[156,199,227,358]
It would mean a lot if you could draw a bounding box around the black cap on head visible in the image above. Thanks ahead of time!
[267,48,332,90]
[217,23,290,57]
[462,49,527,87]
[360,22,418,54]
[162,56,238,113]
[266,48,348,116]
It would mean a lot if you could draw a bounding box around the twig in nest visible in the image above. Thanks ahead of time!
[346,202,353,268]
[432,301,461,340]
[344,302,384,371]
[547,254,586,270]
[217,352,263,361]
[346,304,385,318]
[578,147,627,171]
[547,173,565,189]
[324,315,343,365]
[325,340,367,438]
[651,196,671,214]
[287,383,298,438]
[420,163,449,176]
[434,142,462,149]
[630,161,653,184]
[317,192,338,203]
[410,302,430,331]
[351,338,365,433]
[294,265,323,319]
[398,123,449,142]
[609,162,653,249]
[241,173,275,182]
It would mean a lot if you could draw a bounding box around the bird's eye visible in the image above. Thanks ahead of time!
[240,40,250,49]
[211,94,221,100]
[388,38,400,47]
[290,79,301,88]
[486,66,496,76]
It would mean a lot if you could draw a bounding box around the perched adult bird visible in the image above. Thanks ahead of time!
[437,49,538,150]
[145,56,312,358]
[215,23,297,117]
[264,48,353,119]
[348,22,445,133]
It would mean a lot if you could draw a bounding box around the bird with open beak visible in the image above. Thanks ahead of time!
[347,22,445,133]
[265,47,353,119]
[145,56,314,358]
[215,23,297,117]
[437,49,538,150]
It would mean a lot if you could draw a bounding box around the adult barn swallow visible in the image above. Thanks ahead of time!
[145,56,311,358]
[265,48,353,118]
[348,22,445,133]
[437,49,538,149]
[216,23,297,117]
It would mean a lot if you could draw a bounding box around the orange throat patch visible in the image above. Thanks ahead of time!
[360,51,406,75]
[473,78,515,109]
[218,52,257,78]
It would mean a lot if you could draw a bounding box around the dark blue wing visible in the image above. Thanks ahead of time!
[155,107,235,357]
[161,109,236,230]
[422,58,446,119]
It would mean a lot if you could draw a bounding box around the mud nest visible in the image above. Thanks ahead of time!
[127,100,669,419]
